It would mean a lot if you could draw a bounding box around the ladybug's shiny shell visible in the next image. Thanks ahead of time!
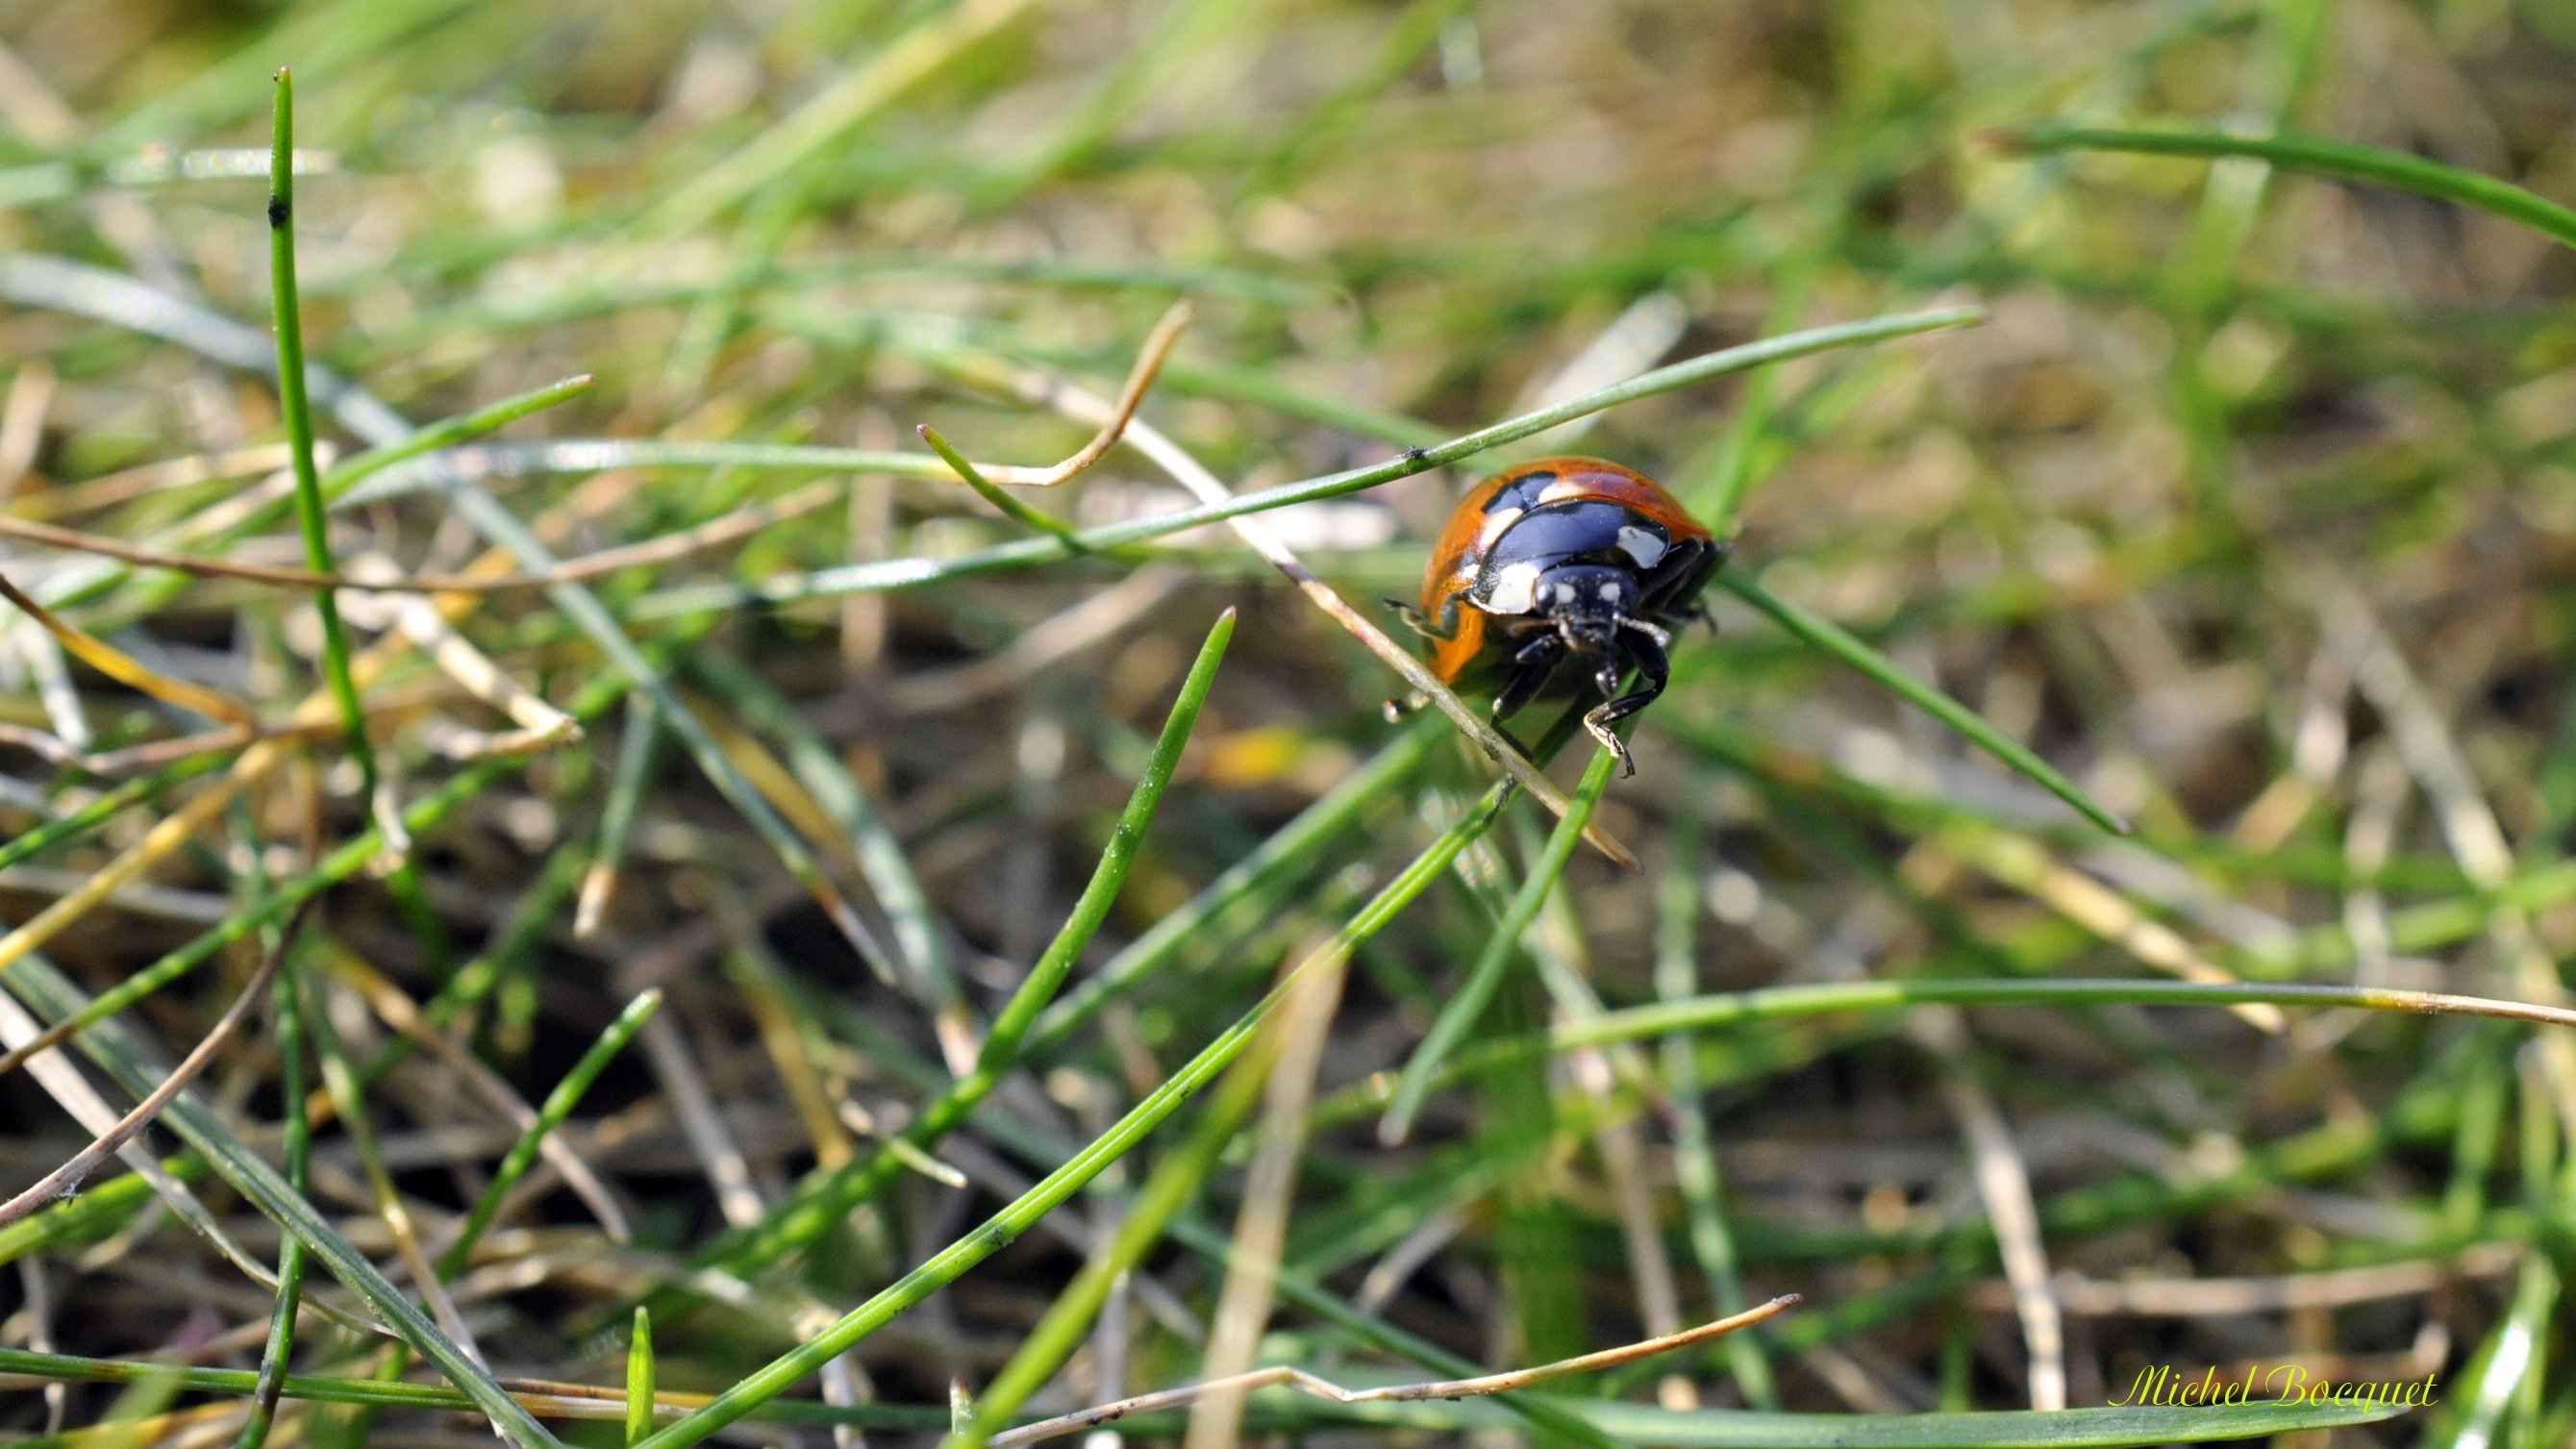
[1412,457,1721,772]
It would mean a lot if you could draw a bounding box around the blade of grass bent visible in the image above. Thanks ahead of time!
[1714,570,2128,834]
[1987,120,2576,252]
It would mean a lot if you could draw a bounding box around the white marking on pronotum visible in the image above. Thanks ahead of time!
[1615,524,1666,567]
[1483,562,1541,613]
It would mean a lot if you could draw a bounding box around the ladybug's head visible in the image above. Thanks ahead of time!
[1528,562,1640,653]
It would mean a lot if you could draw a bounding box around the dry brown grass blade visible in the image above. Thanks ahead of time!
[1912,1005,2064,1412]
[9,444,312,520]
[341,556,581,755]
[1934,823,2285,1033]
[0,477,841,594]
[0,567,253,726]
[988,1296,1800,1449]
[0,906,299,1229]
[1183,931,1347,1449]
[962,300,1195,488]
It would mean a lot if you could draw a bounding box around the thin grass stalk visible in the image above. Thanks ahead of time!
[671,610,1236,1289]
[632,782,1514,1449]
[1379,746,1619,1144]
[1713,571,2126,834]
[1986,120,2576,251]
[0,756,227,874]
[629,306,1984,617]
[264,70,367,780]
[1652,783,1776,1406]
[233,949,312,1449]
[438,989,662,1279]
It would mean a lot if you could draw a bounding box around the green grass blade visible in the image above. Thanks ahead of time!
[264,69,366,779]
[1988,120,2576,251]
[231,948,312,1449]
[625,1309,657,1448]
[982,607,1234,1060]
[635,776,1512,1449]
[1713,570,2128,834]
[438,988,662,1280]
[1550,978,2576,1054]
[1380,745,1619,1144]
[1030,713,1445,1055]
[916,424,1086,546]
[0,754,227,874]
[630,305,1985,616]
[319,373,595,500]
[2427,1253,2554,1446]
[1652,785,1775,1405]
[2,952,568,1449]
[672,609,1235,1288]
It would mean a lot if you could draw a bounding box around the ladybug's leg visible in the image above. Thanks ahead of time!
[1644,538,1724,633]
[1491,636,1563,722]
[1580,630,1672,778]
[1384,594,1461,641]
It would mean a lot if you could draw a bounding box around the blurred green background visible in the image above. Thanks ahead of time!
[4,0,2576,1445]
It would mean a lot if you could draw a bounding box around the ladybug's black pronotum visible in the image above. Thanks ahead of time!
[1404,457,1724,776]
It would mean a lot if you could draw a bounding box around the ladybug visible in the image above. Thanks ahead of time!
[1401,457,1724,776]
